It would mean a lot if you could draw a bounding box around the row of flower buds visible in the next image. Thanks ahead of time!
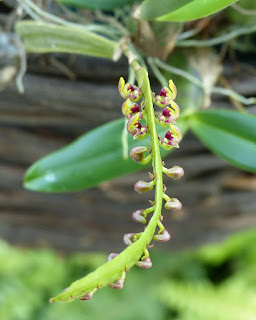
[119,77,149,140]
[153,79,182,150]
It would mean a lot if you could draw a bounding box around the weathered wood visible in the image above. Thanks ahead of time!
[0,53,255,253]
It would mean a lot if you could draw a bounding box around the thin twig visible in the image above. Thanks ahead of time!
[147,57,166,87]
[232,3,256,15]
[122,120,129,159]
[49,56,76,80]
[15,35,26,94]
[176,24,256,47]
[16,0,120,38]
[154,58,256,106]
[218,75,245,112]
[128,66,136,85]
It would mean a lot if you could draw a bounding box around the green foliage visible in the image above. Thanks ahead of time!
[56,0,141,10]
[15,21,117,59]
[1,228,256,319]
[140,0,194,20]
[189,109,256,173]
[24,117,187,192]
[155,0,238,22]
[227,0,256,24]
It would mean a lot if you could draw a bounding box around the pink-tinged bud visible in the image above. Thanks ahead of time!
[107,253,118,262]
[136,256,152,269]
[108,278,124,289]
[134,180,154,194]
[163,166,184,179]
[132,209,147,224]
[160,126,182,150]
[129,146,148,163]
[122,99,141,119]
[123,233,136,246]
[153,229,171,242]
[80,292,94,300]
[118,77,142,102]
[164,198,182,211]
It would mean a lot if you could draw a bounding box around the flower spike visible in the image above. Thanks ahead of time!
[49,51,184,304]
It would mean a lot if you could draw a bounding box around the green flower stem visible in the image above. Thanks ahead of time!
[163,193,171,201]
[49,40,164,303]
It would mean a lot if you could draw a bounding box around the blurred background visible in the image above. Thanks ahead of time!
[0,0,256,319]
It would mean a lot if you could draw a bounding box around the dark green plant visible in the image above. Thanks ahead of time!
[12,0,256,302]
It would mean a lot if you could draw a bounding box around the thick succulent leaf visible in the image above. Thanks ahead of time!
[24,117,188,192]
[140,0,194,20]
[157,0,238,22]
[189,109,256,173]
[56,0,141,10]
[15,21,117,59]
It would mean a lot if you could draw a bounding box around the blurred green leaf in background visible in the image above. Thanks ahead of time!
[189,109,256,173]
[15,21,118,59]
[141,0,239,22]
[56,0,141,10]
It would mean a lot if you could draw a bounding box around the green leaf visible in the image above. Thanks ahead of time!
[140,0,194,20]
[56,0,141,10]
[189,109,256,173]
[15,21,117,60]
[24,117,187,193]
[156,0,238,22]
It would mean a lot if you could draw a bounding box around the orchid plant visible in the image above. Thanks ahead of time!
[11,0,256,303]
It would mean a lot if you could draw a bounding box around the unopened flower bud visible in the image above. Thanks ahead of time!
[107,253,119,262]
[132,209,147,224]
[163,166,184,179]
[109,278,124,289]
[136,256,152,269]
[129,146,148,163]
[80,292,94,300]
[118,77,142,102]
[164,198,182,211]
[153,229,171,242]
[123,233,136,246]
[134,180,154,194]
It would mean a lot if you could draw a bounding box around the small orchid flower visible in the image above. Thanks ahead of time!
[122,99,141,119]
[118,77,142,102]
[127,113,148,140]
[158,101,180,126]
[160,125,182,150]
[153,79,177,107]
